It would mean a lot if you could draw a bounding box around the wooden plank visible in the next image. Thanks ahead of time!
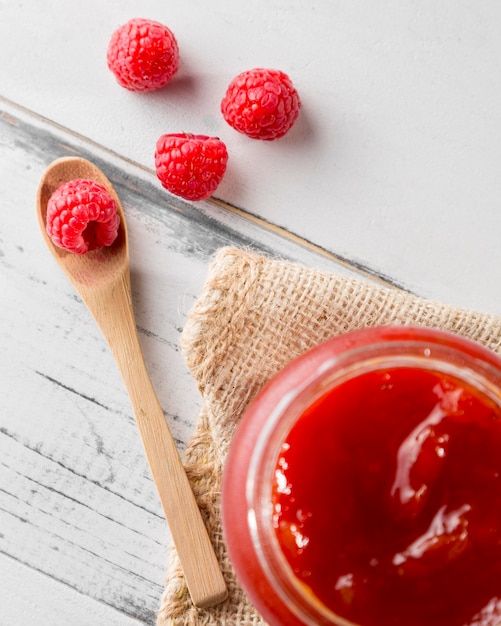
[0,98,370,624]
[2,3,501,314]
[0,553,146,626]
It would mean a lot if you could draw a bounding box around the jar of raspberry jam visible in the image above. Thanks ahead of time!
[221,326,501,626]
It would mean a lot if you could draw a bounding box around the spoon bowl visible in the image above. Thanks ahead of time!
[36,156,227,608]
[36,157,128,291]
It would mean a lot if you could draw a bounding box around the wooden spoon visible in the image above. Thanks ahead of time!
[36,156,227,608]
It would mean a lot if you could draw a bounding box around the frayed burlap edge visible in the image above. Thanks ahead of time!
[157,246,501,626]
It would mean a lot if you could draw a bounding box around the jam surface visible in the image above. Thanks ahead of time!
[272,367,501,626]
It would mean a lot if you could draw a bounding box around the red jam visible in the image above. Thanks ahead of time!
[272,366,501,626]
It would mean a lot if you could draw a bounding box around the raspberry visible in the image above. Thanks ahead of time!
[221,68,301,140]
[46,179,120,255]
[155,133,228,201]
[107,18,179,92]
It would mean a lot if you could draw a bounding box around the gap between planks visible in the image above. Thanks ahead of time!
[0,93,404,291]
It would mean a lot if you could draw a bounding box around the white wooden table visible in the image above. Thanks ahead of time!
[1,3,500,624]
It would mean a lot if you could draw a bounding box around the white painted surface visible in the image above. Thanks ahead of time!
[1,2,501,624]
[0,98,366,624]
[0,1,500,312]
[0,554,145,626]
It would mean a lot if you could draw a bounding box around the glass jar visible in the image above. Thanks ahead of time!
[221,326,501,626]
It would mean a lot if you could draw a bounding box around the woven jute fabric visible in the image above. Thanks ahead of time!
[157,246,501,626]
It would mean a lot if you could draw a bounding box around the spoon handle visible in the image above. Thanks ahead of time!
[84,271,227,608]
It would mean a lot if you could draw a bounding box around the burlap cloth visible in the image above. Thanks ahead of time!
[157,246,501,626]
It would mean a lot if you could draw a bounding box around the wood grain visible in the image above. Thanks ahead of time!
[0,98,367,624]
